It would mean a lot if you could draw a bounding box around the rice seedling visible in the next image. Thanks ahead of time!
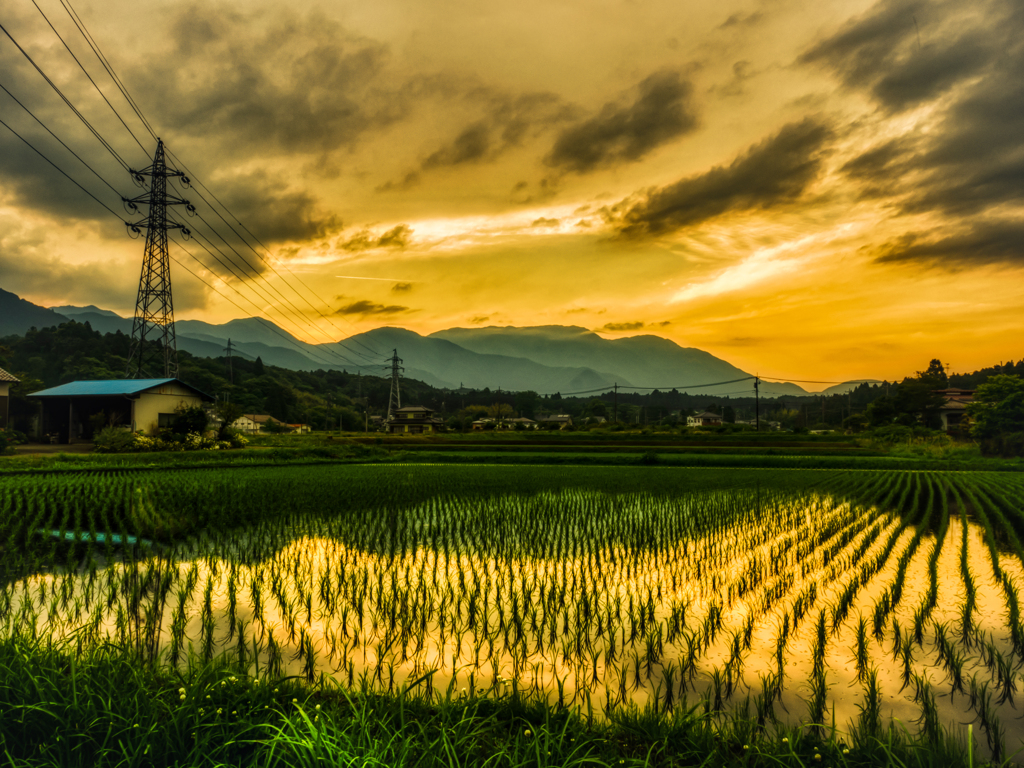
[2,464,1024,764]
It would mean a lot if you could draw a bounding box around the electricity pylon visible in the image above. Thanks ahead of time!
[385,349,403,423]
[123,139,194,379]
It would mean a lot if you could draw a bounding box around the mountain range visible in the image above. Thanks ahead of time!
[1,288,876,396]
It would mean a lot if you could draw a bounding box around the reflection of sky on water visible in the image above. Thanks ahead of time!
[4,495,1023,759]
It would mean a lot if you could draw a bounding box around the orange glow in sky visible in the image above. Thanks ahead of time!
[1,0,1021,383]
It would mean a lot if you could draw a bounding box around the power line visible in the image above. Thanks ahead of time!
[0,77,122,196]
[0,114,123,219]
[169,238,354,370]
[27,0,150,158]
[13,4,383,363]
[0,21,131,170]
[56,0,158,141]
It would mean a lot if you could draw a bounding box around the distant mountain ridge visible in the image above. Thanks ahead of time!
[1,292,875,396]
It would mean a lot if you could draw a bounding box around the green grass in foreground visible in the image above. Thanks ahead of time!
[0,635,981,768]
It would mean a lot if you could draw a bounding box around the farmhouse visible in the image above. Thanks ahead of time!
[387,405,443,434]
[0,367,17,429]
[687,411,723,427]
[538,414,573,429]
[231,414,287,434]
[934,388,975,432]
[30,378,213,444]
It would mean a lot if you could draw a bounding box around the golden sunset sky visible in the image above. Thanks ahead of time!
[1,0,1022,385]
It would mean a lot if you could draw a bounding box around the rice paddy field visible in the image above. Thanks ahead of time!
[3,464,1024,766]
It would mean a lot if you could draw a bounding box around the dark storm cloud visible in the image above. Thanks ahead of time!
[422,123,491,168]
[546,71,698,174]
[403,91,576,178]
[609,118,833,239]
[132,4,402,156]
[210,171,339,246]
[840,138,916,182]
[806,0,1024,268]
[335,300,412,316]
[874,221,1024,266]
[719,11,764,28]
[600,321,645,332]
[338,224,413,252]
[800,0,998,112]
[0,22,138,226]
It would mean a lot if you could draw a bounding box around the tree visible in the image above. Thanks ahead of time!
[918,359,948,387]
[967,375,1024,438]
[171,405,209,436]
[215,401,245,439]
[254,356,265,376]
[514,390,540,418]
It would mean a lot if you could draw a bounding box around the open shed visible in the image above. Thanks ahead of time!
[30,379,214,444]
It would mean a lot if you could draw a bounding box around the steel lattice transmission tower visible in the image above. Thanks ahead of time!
[385,349,403,423]
[123,139,193,379]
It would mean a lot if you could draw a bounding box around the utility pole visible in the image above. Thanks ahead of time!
[123,139,193,379]
[754,377,760,432]
[385,349,403,423]
[224,338,234,384]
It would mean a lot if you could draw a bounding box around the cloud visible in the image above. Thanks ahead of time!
[719,11,764,28]
[874,220,1024,266]
[338,224,413,252]
[470,315,490,324]
[600,321,645,332]
[397,90,576,181]
[335,300,412,316]
[209,170,339,245]
[0,217,208,312]
[123,4,411,162]
[422,123,491,169]
[391,282,413,292]
[805,0,1024,259]
[609,118,834,238]
[800,0,997,112]
[531,217,560,227]
[545,70,698,174]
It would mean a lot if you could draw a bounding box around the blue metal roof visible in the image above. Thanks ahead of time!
[29,378,212,400]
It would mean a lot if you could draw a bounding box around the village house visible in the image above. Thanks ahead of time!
[687,411,723,427]
[387,405,443,435]
[29,378,214,444]
[537,414,573,429]
[0,367,17,430]
[934,388,975,432]
[231,413,288,434]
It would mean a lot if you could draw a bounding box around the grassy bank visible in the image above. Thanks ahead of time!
[0,635,978,768]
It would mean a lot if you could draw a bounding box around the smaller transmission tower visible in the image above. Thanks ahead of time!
[224,338,234,384]
[385,349,403,423]
[123,139,194,379]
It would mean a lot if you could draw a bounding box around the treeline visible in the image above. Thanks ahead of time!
[1,321,1021,433]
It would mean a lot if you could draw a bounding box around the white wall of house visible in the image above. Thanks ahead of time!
[133,382,206,434]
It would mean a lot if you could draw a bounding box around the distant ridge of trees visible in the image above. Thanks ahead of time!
[1,319,1020,433]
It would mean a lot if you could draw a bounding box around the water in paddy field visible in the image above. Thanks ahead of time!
[5,488,1024,761]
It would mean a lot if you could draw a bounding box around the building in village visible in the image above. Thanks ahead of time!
[231,414,287,435]
[29,378,214,444]
[537,414,573,429]
[687,411,723,427]
[387,405,444,434]
[0,368,18,430]
[934,388,975,432]
[0,367,18,429]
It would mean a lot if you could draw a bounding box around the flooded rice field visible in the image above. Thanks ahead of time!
[3,465,1024,760]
